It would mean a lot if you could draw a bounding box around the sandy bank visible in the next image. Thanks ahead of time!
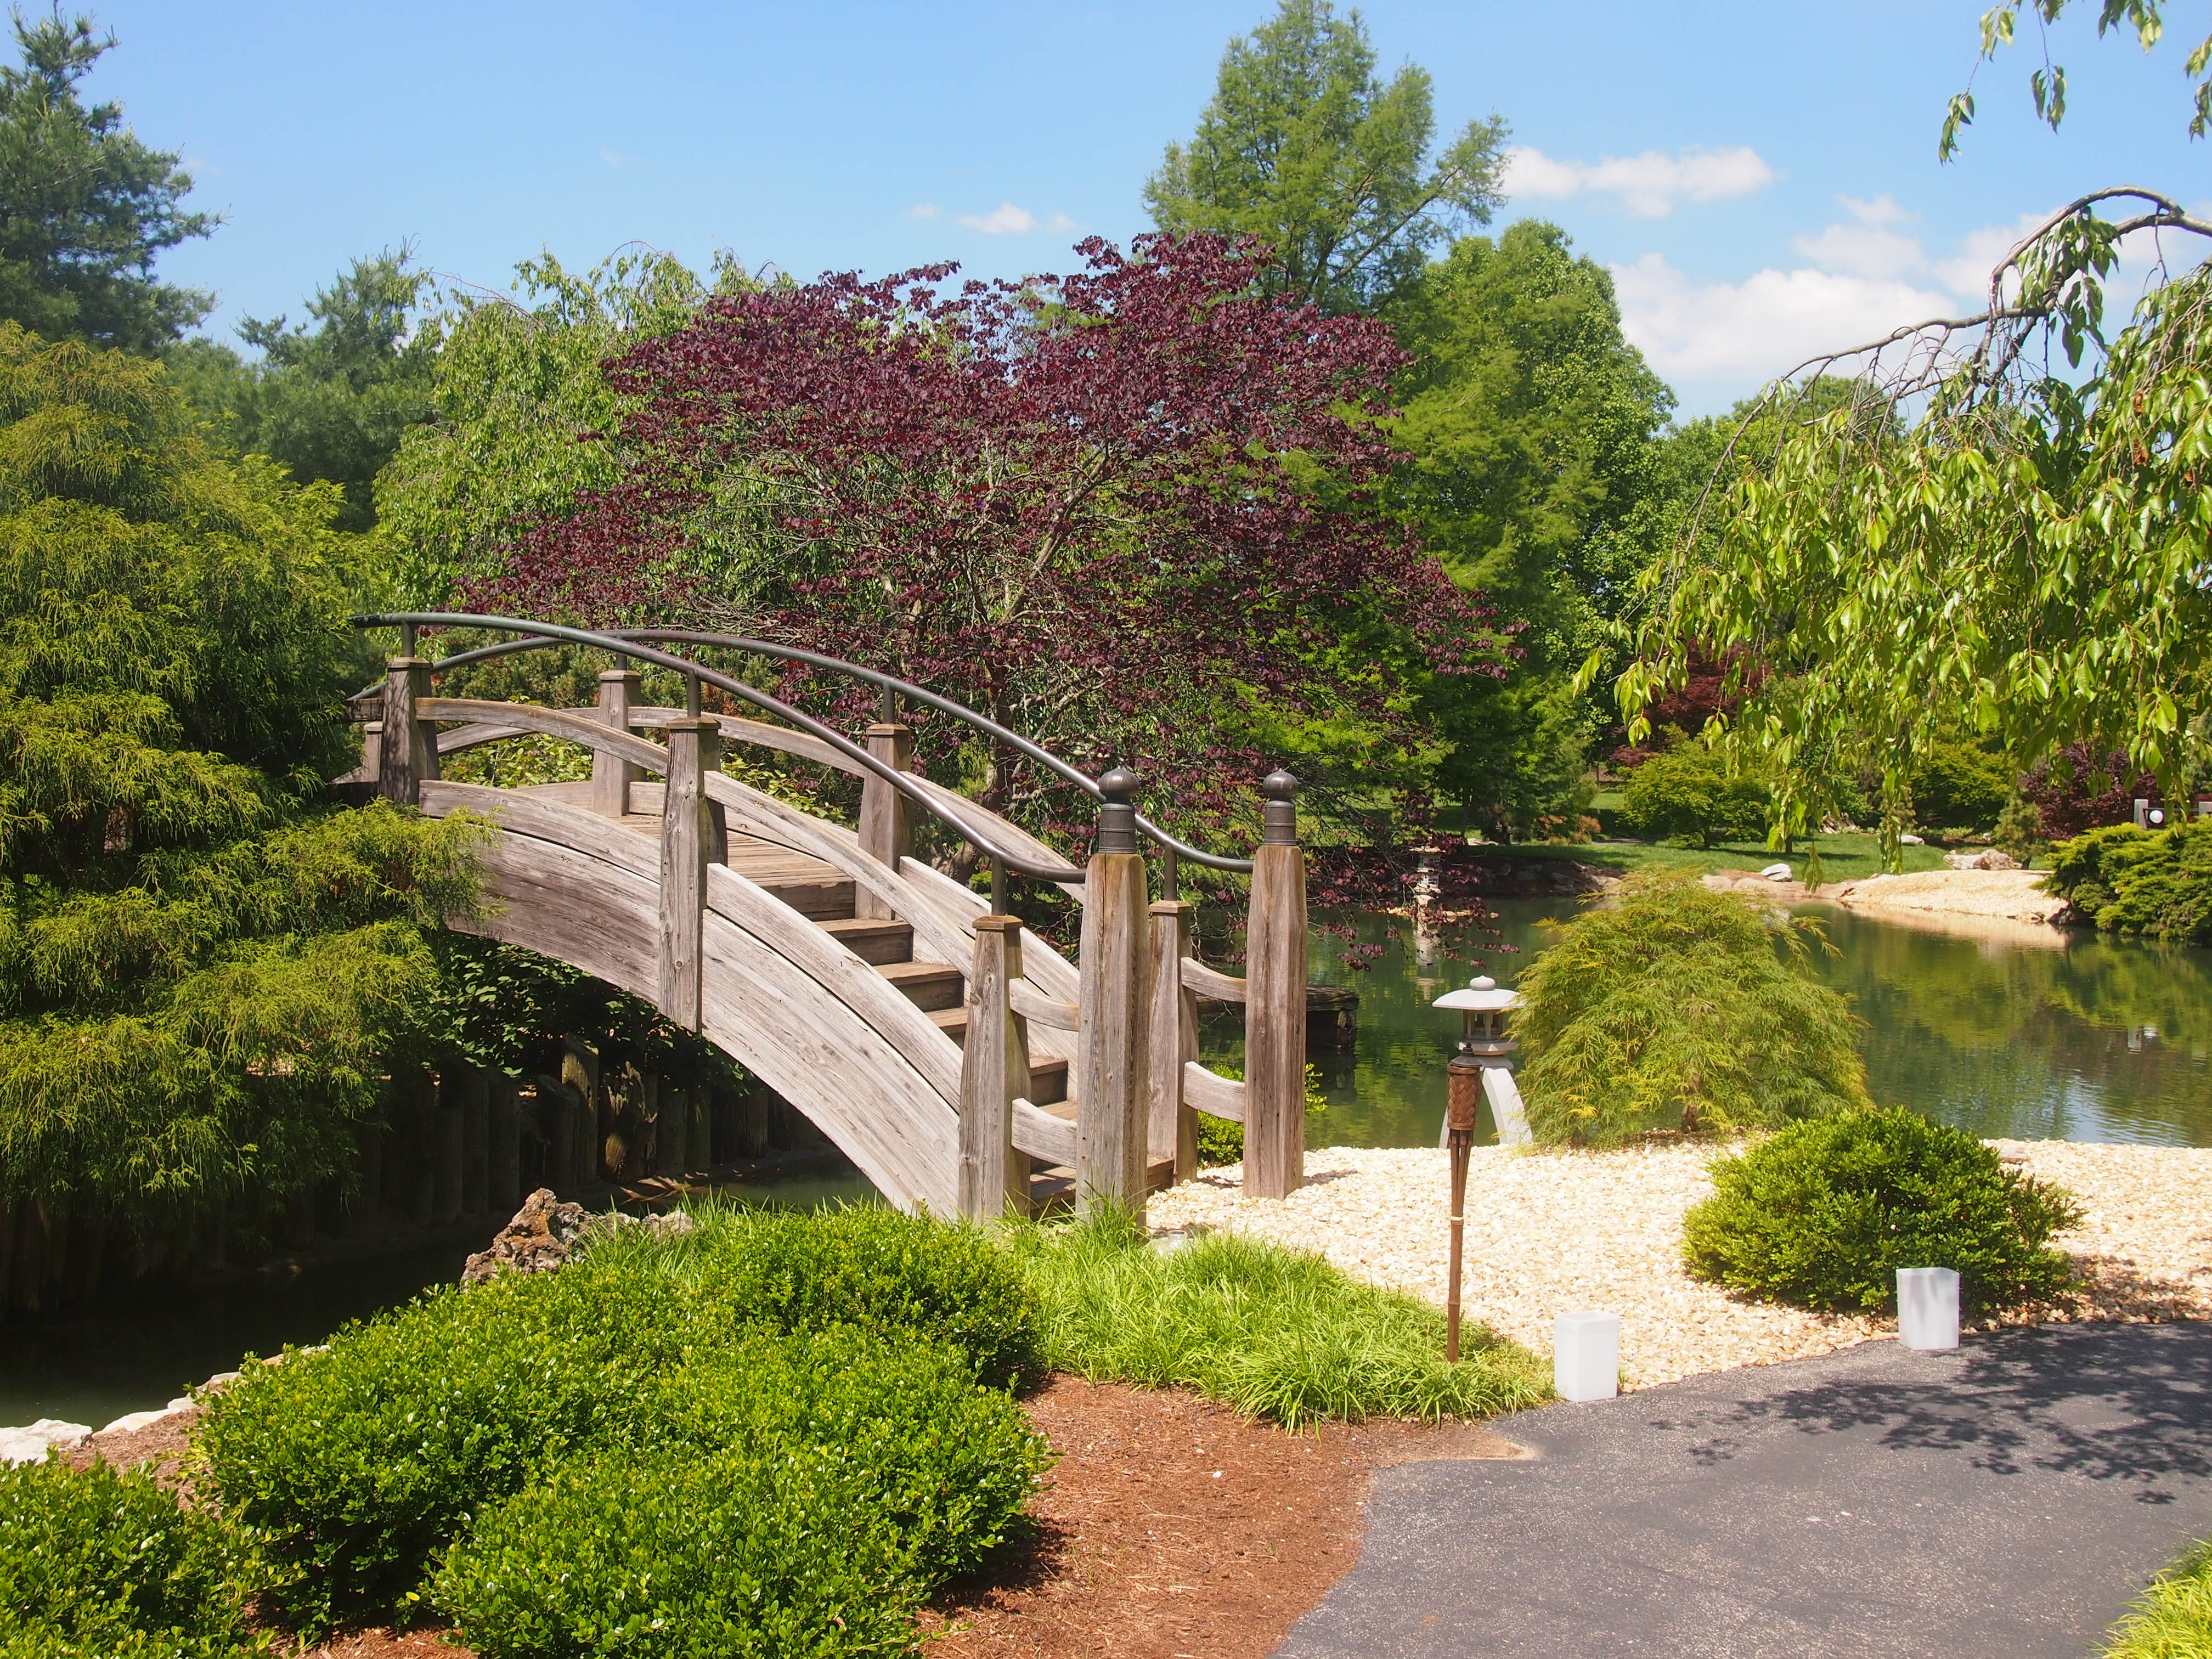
[1147,1141,2212,1390]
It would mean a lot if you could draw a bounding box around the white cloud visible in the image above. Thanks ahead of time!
[907,202,940,220]
[1611,252,1957,381]
[600,147,625,168]
[953,202,1079,235]
[1501,144,1778,218]
[1789,194,1924,280]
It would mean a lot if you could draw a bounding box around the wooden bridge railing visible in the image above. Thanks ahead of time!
[357,618,1308,1217]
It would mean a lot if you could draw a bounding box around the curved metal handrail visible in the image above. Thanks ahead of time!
[351,611,1259,873]
[353,612,1081,883]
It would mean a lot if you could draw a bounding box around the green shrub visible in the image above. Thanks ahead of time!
[2046,819,2212,943]
[194,1264,691,1629]
[435,1443,918,1659]
[1012,1210,1548,1426]
[1618,732,1769,847]
[436,1324,1046,1659]
[1681,1108,2081,1315]
[0,1457,261,1659]
[580,1200,1043,1391]
[1515,868,1871,1147]
[1908,739,2012,833]
[2103,1534,2212,1658]
[194,1202,1046,1635]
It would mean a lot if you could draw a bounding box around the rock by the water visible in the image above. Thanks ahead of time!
[1944,848,2023,871]
[0,1419,91,1465]
[1759,862,1792,882]
[462,1188,698,1286]
[1899,833,1925,845]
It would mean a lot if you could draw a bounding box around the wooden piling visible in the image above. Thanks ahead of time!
[658,718,718,1030]
[591,670,643,817]
[432,1073,464,1225]
[959,916,1032,1219]
[488,1076,521,1212]
[856,721,913,919]
[1076,768,1151,1215]
[1244,771,1308,1200]
[1147,899,1199,1184]
[377,656,438,806]
[460,1068,490,1214]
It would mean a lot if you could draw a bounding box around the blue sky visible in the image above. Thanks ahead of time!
[101,1,2212,416]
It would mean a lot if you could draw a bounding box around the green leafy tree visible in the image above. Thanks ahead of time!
[377,247,721,605]
[168,252,436,532]
[0,12,215,351]
[1387,221,1675,835]
[0,326,482,1262]
[1514,868,1871,1146]
[1944,0,2212,156]
[1144,0,1507,313]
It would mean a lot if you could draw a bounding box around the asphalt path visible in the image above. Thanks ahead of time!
[1277,1323,2212,1658]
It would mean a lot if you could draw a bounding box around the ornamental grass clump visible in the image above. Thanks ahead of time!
[1681,1108,2081,1316]
[2102,1534,2212,1659]
[0,1456,263,1659]
[1011,1209,1548,1426]
[1514,868,1871,1147]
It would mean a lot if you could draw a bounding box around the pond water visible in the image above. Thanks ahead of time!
[0,1165,876,1431]
[1263,902,2212,1152]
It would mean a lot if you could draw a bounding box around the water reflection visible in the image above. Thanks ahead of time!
[1273,903,2212,1152]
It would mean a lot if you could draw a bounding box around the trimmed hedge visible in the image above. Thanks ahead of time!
[1682,1109,2081,1315]
[0,1457,261,1659]
[2046,820,2212,943]
[193,1202,1048,1639]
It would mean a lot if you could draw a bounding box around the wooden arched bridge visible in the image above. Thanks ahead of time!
[349,614,1308,1217]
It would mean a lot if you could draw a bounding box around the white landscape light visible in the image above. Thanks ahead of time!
[1554,1310,1620,1401]
[1897,1267,1961,1351]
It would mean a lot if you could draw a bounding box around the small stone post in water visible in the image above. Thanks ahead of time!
[1244,770,1307,1200]
[592,669,642,816]
[658,718,720,1032]
[1076,766,1151,1215]
[1148,899,1199,1184]
[856,712,913,919]
[959,916,1032,1219]
[377,656,438,806]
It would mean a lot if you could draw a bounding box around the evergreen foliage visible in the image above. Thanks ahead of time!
[0,325,482,1243]
[1514,869,1872,1146]
[166,252,437,532]
[0,14,214,351]
[1682,1108,2081,1315]
[2046,819,2212,943]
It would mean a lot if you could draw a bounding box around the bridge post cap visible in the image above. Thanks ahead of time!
[597,667,642,682]
[973,913,1025,935]
[1094,764,1141,856]
[1261,769,1300,801]
[1099,764,1140,801]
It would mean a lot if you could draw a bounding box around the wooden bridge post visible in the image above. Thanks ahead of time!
[958,916,1032,1220]
[1244,770,1307,1200]
[1076,766,1151,1215]
[592,669,643,816]
[658,717,720,1032]
[856,719,913,919]
[1148,900,1199,1184]
[377,657,438,806]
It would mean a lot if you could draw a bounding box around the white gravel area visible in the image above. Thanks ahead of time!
[1147,1141,2212,1390]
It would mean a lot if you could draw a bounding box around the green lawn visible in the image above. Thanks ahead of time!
[1492,833,1956,882]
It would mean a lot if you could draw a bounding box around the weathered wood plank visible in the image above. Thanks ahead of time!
[1182,1061,1246,1124]
[856,722,914,921]
[1076,850,1150,1214]
[628,707,854,774]
[1010,980,1079,1031]
[1180,956,1246,1003]
[1149,901,1199,1181]
[1012,1099,1077,1169]
[416,698,670,775]
[958,917,1031,1219]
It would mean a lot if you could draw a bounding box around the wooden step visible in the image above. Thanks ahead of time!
[1026,1155,1176,1213]
[820,917,914,966]
[876,959,964,1013]
[757,875,855,921]
[930,1017,1069,1107]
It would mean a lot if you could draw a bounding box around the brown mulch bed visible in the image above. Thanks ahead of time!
[69,1378,1525,1659]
